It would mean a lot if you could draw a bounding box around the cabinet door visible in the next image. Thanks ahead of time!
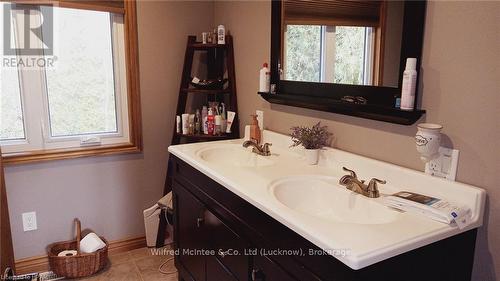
[251,255,298,281]
[174,181,207,281]
[206,256,238,281]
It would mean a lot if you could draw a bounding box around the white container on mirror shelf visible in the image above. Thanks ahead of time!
[259,63,270,92]
[400,58,418,111]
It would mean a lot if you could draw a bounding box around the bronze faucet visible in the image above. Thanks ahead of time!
[339,167,386,198]
[242,140,272,156]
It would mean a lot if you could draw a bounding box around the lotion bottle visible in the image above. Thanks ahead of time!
[400,58,418,111]
[259,63,270,93]
[207,108,215,135]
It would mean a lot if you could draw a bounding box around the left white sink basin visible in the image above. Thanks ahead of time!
[196,144,275,167]
[269,175,401,225]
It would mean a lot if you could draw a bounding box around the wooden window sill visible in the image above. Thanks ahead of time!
[1,143,142,165]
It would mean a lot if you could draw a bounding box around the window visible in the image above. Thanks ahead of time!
[0,29,24,141]
[0,1,141,163]
[284,24,376,85]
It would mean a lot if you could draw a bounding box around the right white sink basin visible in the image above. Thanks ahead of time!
[269,175,400,225]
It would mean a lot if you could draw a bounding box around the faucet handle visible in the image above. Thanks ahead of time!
[369,178,386,185]
[262,143,272,155]
[366,178,386,198]
[342,167,358,179]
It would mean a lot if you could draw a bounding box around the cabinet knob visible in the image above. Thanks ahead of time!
[196,217,204,228]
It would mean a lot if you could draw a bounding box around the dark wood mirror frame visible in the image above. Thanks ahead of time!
[259,0,427,125]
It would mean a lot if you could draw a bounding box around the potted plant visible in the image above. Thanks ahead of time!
[290,122,332,165]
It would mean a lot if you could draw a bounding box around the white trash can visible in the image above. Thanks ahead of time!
[143,192,172,247]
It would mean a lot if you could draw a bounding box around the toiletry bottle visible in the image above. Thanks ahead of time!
[207,108,215,135]
[226,111,235,134]
[181,114,189,135]
[220,103,227,133]
[249,114,261,144]
[188,114,195,135]
[217,25,225,44]
[215,115,221,135]
[400,58,417,111]
[212,28,217,44]
[202,106,208,134]
[195,109,201,134]
[176,115,181,134]
[259,63,270,93]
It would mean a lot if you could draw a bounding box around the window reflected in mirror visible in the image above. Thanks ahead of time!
[285,25,375,85]
[281,0,404,88]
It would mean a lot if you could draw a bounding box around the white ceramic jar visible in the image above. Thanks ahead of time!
[415,123,442,162]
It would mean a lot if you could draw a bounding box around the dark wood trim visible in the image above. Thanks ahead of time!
[270,0,282,86]
[269,0,427,125]
[0,149,15,274]
[123,0,143,152]
[374,1,387,86]
[398,0,427,107]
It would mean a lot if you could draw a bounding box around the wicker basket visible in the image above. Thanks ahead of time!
[47,219,108,279]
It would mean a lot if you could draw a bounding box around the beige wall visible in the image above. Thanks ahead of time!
[4,1,214,259]
[3,1,499,280]
[214,1,500,280]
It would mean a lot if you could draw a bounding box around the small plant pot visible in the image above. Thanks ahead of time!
[304,149,319,165]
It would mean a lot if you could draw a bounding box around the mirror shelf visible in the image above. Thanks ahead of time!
[259,92,425,125]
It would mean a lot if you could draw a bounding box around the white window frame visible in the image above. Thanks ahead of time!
[0,6,129,154]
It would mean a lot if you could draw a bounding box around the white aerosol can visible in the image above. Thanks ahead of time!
[400,58,418,111]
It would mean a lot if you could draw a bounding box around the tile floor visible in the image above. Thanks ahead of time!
[73,247,178,281]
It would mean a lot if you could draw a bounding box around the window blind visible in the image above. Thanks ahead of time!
[283,0,382,27]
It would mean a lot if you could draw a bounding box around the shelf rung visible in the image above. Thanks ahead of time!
[181,88,231,94]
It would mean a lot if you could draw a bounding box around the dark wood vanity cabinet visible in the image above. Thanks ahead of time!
[171,155,478,281]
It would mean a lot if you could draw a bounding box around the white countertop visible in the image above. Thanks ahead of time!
[168,129,486,270]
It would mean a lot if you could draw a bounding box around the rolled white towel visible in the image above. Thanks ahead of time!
[80,232,106,253]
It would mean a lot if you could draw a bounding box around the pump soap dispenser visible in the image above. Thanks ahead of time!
[249,114,261,144]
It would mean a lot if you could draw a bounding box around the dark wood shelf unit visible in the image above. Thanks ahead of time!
[180,88,231,94]
[175,133,234,141]
[259,92,425,125]
[189,42,228,50]
[163,35,240,206]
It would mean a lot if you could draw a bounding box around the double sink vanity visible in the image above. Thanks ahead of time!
[168,129,486,281]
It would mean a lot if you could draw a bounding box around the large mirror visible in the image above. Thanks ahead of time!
[282,0,404,87]
[263,0,427,125]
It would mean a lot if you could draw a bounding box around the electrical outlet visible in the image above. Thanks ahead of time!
[22,212,37,232]
[425,147,459,181]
